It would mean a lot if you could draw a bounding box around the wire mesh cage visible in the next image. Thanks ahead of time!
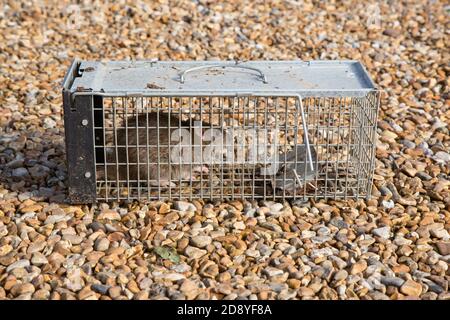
[62,60,379,203]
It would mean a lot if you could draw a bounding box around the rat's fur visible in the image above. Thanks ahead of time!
[271,144,318,192]
[100,112,206,187]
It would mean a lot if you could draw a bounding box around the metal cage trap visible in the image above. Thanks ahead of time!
[62,60,379,203]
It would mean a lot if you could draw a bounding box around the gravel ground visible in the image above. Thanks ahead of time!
[0,0,448,300]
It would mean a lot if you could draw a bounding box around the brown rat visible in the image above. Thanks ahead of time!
[271,144,318,192]
[98,112,317,194]
[99,112,207,187]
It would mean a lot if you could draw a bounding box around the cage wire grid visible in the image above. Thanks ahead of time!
[90,92,379,202]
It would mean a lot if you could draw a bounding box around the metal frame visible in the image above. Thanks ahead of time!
[65,59,376,98]
[62,60,379,203]
[63,94,96,203]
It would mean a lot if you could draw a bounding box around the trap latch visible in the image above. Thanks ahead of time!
[296,95,315,172]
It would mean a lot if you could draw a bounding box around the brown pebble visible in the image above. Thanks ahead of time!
[400,280,422,297]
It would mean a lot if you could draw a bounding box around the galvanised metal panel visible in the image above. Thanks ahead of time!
[66,60,376,98]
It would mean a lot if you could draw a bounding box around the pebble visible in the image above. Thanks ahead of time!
[27,241,46,254]
[435,242,450,256]
[11,283,35,296]
[159,203,171,214]
[350,260,368,275]
[302,230,316,239]
[432,151,450,164]
[33,289,50,300]
[97,210,121,221]
[184,246,207,259]
[233,221,246,230]
[379,186,393,197]
[426,281,444,294]
[64,268,84,292]
[31,253,48,266]
[78,287,97,300]
[245,249,260,258]
[171,264,191,273]
[43,117,56,129]
[400,280,422,297]
[180,280,199,299]
[333,270,348,282]
[430,226,449,239]
[381,200,395,209]
[94,238,110,252]
[11,167,29,178]
[416,172,432,181]
[0,244,13,256]
[6,259,30,272]
[263,267,284,278]
[329,218,348,229]
[279,289,297,300]
[269,202,284,212]
[91,284,110,295]
[190,235,212,249]
[311,248,334,258]
[108,286,122,299]
[174,201,196,212]
[380,276,405,287]
[401,140,416,149]
[329,256,347,269]
[44,214,70,225]
[298,287,315,297]
[155,273,186,282]
[287,279,301,289]
[372,226,391,239]
[383,29,402,37]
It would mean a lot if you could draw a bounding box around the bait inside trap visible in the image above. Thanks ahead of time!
[62,60,379,203]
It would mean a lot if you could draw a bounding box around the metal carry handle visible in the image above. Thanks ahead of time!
[179,64,268,84]
[296,95,315,172]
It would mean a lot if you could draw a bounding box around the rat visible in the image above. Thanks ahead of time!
[98,112,318,195]
[99,112,208,187]
[270,144,318,192]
